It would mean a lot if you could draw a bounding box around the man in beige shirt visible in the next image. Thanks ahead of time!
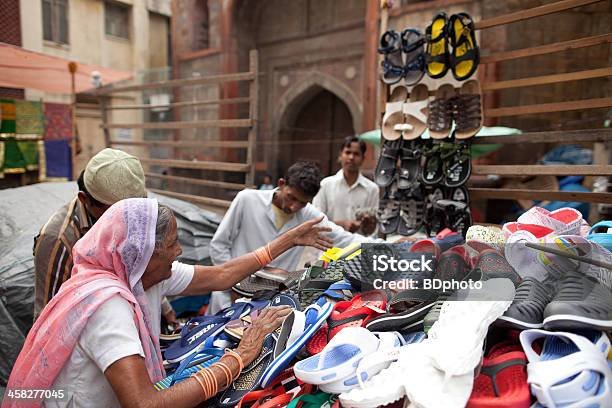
[313,136,379,235]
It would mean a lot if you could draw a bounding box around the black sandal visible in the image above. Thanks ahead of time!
[398,139,422,190]
[421,141,444,185]
[446,185,470,205]
[377,180,401,235]
[425,12,450,79]
[398,188,425,236]
[436,199,473,237]
[375,139,401,187]
[441,140,472,187]
[400,28,425,85]
[426,203,446,237]
[379,30,404,85]
[448,13,479,81]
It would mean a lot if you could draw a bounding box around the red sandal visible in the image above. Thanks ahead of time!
[306,290,386,355]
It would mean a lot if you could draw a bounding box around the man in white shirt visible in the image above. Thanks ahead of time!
[209,161,373,313]
[313,136,379,235]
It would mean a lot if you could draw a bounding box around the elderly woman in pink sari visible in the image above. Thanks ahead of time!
[5,198,333,407]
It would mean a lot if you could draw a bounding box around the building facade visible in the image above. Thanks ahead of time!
[1,0,172,173]
[172,0,611,190]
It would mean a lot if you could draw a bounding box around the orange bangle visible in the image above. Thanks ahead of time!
[192,371,208,398]
[197,370,210,398]
[251,251,263,268]
[201,369,215,399]
[262,247,272,265]
[265,243,273,261]
[215,361,233,388]
[208,369,219,397]
[201,368,217,397]
[224,349,244,373]
[257,246,271,266]
[206,369,218,397]
[253,247,267,267]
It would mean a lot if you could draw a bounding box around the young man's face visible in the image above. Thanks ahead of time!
[339,142,364,173]
[274,181,312,214]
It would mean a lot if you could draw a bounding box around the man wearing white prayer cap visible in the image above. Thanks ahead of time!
[32,149,181,323]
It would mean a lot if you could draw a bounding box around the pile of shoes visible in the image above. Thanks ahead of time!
[375,12,480,237]
[155,213,611,408]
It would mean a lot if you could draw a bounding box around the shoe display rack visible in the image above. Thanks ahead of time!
[375,0,612,237]
[376,12,480,237]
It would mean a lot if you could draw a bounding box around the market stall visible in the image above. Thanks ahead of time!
[0,42,132,186]
[146,1,612,407]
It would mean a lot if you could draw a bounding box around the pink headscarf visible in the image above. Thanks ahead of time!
[5,198,165,407]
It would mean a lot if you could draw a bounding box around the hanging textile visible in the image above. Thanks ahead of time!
[17,141,39,170]
[2,136,26,174]
[38,139,72,181]
[15,100,44,136]
[0,99,16,134]
[0,141,5,178]
[43,103,72,141]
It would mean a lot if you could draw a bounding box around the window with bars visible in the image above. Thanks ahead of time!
[42,0,69,44]
[105,1,130,39]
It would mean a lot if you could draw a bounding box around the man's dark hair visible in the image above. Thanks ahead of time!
[77,170,106,207]
[285,161,322,198]
[340,135,366,156]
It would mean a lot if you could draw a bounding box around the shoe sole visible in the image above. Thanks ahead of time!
[365,302,434,331]
[496,315,544,330]
[340,379,405,408]
[543,314,612,331]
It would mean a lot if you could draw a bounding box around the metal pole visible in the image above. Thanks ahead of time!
[68,61,78,180]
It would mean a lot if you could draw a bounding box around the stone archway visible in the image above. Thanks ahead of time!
[273,72,363,177]
[274,72,362,137]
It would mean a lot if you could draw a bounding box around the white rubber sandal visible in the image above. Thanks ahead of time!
[520,329,611,408]
[319,332,406,394]
[294,327,379,386]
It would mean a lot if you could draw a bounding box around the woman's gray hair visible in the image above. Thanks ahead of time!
[155,204,174,249]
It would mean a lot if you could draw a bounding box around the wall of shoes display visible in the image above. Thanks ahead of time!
[376,12,480,237]
[375,0,612,237]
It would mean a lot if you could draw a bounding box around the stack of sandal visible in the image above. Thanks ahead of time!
[421,80,483,237]
[375,12,480,238]
[376,83,430,237]
[376,81,481,236]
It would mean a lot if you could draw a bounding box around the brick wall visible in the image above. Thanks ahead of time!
[0,0,21,46]
[0,0,23,99]
[0,87,24,99]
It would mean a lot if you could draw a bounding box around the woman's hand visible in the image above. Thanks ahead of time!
[235,306,292,366]
[288,216,334,251]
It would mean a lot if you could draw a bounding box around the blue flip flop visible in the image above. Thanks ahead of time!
[164,302,252,363]
[259,297,334,388]
[155,350,222,390]
[269,293,301,310]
